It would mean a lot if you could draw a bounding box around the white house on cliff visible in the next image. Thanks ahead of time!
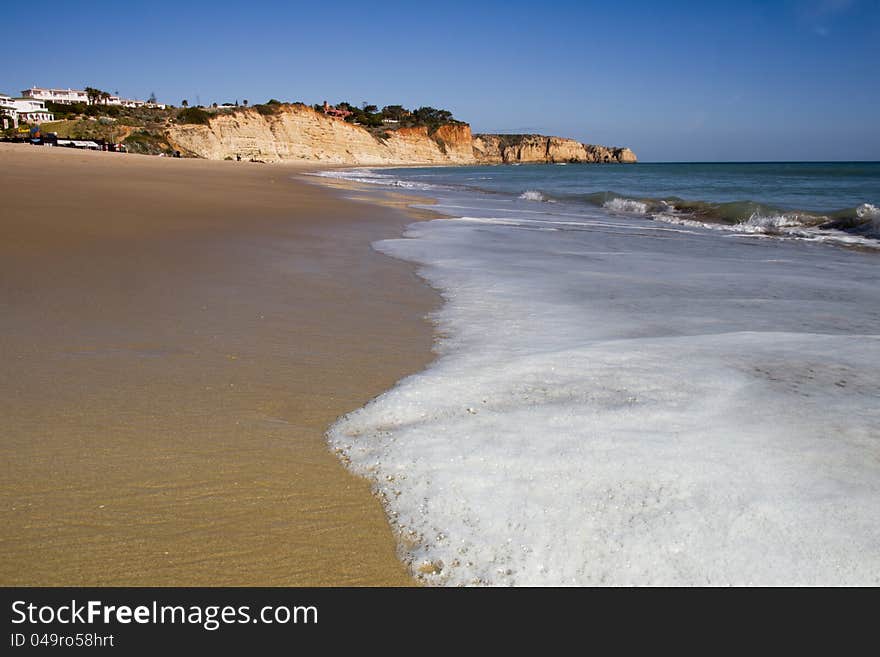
[21,86,163,109]
[1,94,54,129]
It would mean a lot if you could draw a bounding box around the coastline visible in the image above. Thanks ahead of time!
[0,143,440,585]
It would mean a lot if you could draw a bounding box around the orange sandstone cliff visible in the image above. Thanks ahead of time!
[166,104,636,165]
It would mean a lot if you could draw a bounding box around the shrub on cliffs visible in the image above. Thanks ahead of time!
[254,101,285,116]
[123,131,172,155]
[46,101,87,119]
[177,107,211,125]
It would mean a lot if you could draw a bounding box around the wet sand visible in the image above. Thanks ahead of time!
[0,143,437,585]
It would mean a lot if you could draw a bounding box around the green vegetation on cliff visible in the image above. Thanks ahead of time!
[34,101,176,154]
[122,131,173,155]
[309,101,463,131]
[177,107,211,125]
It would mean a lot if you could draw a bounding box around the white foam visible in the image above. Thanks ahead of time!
[519,190,547,202]
[743,211,811,232]
[652,210,880,250]
[855,203,880,237]
[603,197,649,214]
[857,203,880,219]
[310,168,437,191]
[329,206,880,586]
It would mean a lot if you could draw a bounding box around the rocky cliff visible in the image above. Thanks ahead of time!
[473,134,637,164]
[167,105,473,165]
[166,104,636,165]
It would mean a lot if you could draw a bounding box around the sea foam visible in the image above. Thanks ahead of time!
[329,199,880,586]
[651,209,880,249]
[311,168,436,191]
[603,197,649,214]
[519,190,548,202]
[857,203,880,218]
[856,203,880,236]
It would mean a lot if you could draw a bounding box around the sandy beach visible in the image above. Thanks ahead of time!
[0,143,437,585]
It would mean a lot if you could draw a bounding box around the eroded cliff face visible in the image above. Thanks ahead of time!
[166,105,473,165]
[473,134,637,164]
[165,105,636,165]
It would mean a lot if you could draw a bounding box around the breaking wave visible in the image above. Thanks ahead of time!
[579,193,880,243]
[519,190,549,202]
[602,197,649,214]
[313,169,879,245]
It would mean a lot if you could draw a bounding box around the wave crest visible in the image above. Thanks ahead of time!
[519,190,548,202]
[603,197,649,214]
[856,203,880,219]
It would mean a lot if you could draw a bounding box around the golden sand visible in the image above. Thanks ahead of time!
[0,143,438,585]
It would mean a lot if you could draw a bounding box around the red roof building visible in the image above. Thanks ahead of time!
[323,100,352,119]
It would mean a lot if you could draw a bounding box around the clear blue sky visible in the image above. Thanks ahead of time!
[2,0,878,161]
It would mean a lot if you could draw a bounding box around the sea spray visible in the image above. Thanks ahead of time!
[518,190,549,202]
[602,197,649,214]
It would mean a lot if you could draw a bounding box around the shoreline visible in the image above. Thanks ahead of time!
[0,143,440,585]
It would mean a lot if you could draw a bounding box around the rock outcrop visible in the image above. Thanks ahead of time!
[473,134,636,164]
[166,104,636,165]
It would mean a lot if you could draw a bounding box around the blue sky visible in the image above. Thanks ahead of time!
[2,0,878,161]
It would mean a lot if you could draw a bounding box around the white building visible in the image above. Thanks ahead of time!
[21,86,163,109]
[0,94,55,127]
[21,87,89,104]
[103,94,145,108]
[16,98,54,124]
[1,95,16,128]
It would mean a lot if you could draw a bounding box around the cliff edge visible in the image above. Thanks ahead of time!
[166,104,636,165]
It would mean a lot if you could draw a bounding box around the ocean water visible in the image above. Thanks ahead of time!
[320,162,880,244]
[318,163,880,585]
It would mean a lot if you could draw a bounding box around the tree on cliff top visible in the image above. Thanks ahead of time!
[381,105,407,121]
[84,86,107,105]
[411,106,455,128]
[275,99,461,132]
